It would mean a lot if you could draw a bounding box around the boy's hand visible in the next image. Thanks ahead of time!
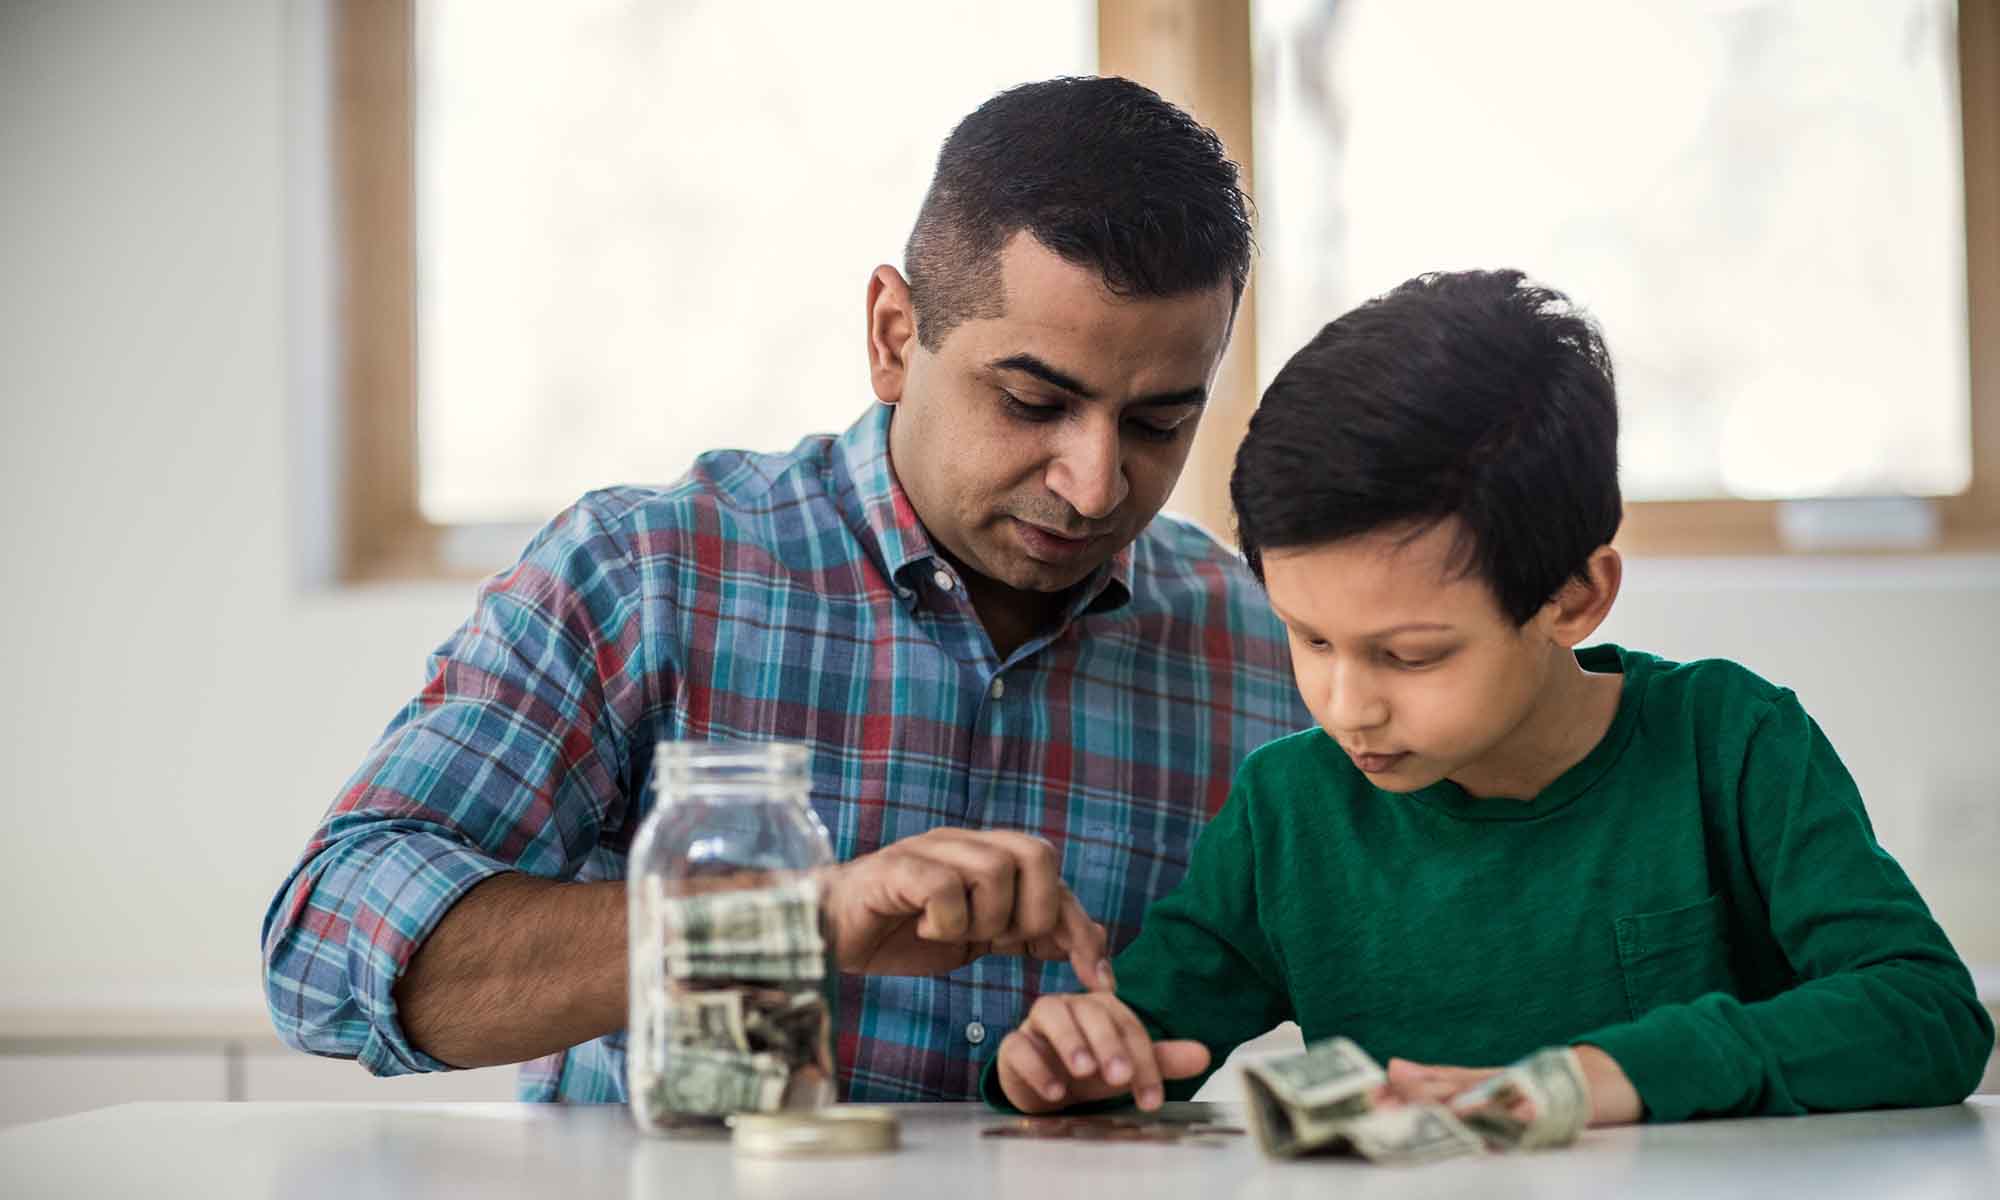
[1383,1057,1499,1106]
[1384,1044,1642,1126]
[996,992,1211,1113]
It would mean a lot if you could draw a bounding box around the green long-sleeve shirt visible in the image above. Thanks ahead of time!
[987,645,1992,1120]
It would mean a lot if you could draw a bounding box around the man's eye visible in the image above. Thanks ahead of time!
[1001,391,1061,422]
[1127,419,1182,444]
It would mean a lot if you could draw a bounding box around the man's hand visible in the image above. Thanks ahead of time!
[995,991,1210,1113]
[821,829,1113,990]
[1384,1044,1642,1127]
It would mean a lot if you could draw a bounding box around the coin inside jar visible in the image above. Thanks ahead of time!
[728,1106,901,1157]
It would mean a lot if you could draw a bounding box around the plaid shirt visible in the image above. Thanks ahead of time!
[262,403,1307,1102]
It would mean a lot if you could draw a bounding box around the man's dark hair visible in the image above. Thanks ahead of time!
[904,76,1253,350]
[1231,269,1622,626]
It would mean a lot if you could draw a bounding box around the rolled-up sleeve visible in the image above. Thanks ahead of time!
[260,495,659,1073]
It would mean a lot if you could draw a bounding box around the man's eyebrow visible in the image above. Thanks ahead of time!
[1129,386,1209,410]
[989,353,1208,409]
[990,353,1095,398]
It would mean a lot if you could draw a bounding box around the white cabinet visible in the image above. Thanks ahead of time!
[243,1052,520,1102]
[0,1054,228,1129]
[0,1006,527,1128]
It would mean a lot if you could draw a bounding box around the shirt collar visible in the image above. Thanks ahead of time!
[830,403,1134,615]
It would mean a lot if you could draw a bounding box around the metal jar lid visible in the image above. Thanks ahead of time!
[729,1106,901,1157]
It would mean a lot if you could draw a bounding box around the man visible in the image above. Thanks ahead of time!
[262,76,1308,1103]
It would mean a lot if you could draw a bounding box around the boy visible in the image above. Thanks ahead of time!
[988,269,1994,1124]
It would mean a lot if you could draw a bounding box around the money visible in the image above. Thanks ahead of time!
[1337,1103,1485,1164]
[983,1115,1245,1145]
[670,987,751,1053]
[1240,1037,1400,1159]
[657,875,828,982]
[651,1046,792,1117]
[741,988,837,1078]
[1242,1036,1590,1165]
[632,875,836,1124]
[1449,1046,1590,1151]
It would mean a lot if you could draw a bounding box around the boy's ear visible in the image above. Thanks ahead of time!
[1544,545,1622,648]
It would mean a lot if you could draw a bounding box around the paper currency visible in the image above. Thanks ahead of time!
[670,987,751,1053]
[651,1046,792,1116]
[1240,1036,1387,1158]
[1449,1046,1590,1151]
[632,875,835,1123]
[1338,1103,1486,1164]
[657,875,827,982]
[1240,1037,1588,1165]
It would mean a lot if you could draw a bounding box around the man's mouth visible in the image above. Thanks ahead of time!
[1012,518,1101,563]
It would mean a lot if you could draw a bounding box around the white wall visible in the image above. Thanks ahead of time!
[1,0,1995,1034]
[1,0,474,1012]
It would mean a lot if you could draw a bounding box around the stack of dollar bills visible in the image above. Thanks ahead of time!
[632,875,835,1122]
[1240,1037,1588,1165]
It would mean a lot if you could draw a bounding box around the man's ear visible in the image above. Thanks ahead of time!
[867,265,918,406]
[1545,544,1622,649]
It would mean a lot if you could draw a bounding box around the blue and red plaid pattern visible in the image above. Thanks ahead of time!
[262,402,1308,1102]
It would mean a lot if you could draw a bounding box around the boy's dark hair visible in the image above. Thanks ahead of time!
[1231,270,1621,626]
[904,76,1254,350]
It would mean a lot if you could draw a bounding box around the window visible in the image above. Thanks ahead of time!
[1252,0,1999,552]
[334,0,1996,577]
[337,0,1257,577]
[413,1,1096,527]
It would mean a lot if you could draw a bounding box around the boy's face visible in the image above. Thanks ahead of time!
[1260,519,1572,797]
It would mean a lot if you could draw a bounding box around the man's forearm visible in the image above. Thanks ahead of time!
[394,873,627,1069]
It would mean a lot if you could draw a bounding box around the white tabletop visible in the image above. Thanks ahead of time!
[3,1098,1997,1199]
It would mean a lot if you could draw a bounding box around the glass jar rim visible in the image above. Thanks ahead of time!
[652,741,811,795]
[655,740,808,767]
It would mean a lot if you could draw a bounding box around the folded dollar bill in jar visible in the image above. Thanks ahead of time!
[632,876,836,1125]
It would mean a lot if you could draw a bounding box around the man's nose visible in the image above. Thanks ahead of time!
[1045,419,1129,521]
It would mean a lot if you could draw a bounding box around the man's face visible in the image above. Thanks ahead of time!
[877,232,1235,597]
[1260,520,1567,798]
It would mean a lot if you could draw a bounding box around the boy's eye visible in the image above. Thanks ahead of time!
[1385,650,1445,669]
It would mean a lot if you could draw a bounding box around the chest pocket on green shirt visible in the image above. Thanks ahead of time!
[1612,893,1734,1020]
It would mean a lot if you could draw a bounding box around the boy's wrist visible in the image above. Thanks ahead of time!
[1573,1043,1642,1125]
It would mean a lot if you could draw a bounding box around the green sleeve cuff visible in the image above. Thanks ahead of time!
[979,1056,1019,1112]
[1573,1004,1743,1123]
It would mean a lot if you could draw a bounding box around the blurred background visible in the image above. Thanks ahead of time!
[2,0,1995,1124]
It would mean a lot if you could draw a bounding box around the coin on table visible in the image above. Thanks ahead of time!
[729,1106,901,1157]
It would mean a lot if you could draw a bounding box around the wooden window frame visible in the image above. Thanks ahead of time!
[334,0,2000,581]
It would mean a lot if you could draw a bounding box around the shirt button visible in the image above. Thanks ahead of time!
[933,569,955,592]
[965,1021,987,1045]
[989,678,1005,700]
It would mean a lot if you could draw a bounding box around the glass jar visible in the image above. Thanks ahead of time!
[627,741,838,1133]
